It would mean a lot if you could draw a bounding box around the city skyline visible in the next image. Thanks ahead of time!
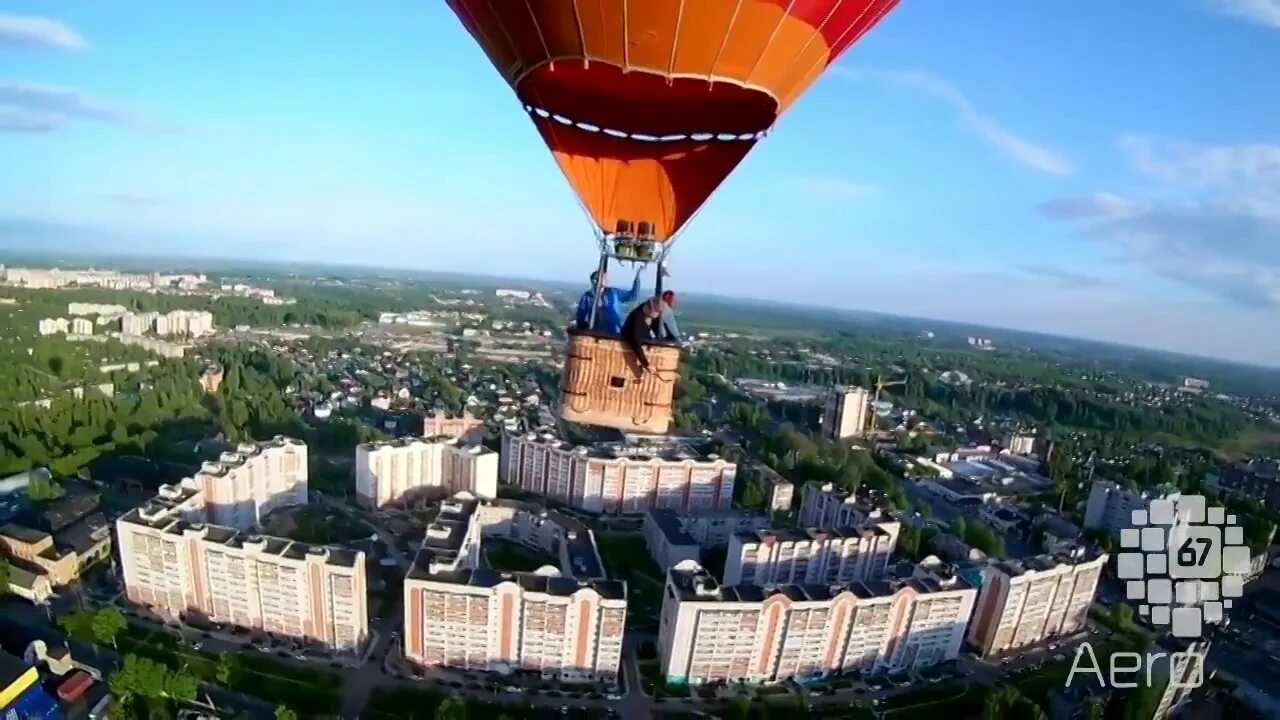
[4,1,1279,363]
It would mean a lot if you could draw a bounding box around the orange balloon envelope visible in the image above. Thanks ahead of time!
[447,0,901,242]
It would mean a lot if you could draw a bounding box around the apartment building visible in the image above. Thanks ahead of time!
[643,509,773,571]
[119,310,214,338]
[799,482,882,529]
[501,426,735,515]
[643,510,703,572]
[356,436,497,508]
[422,411,485,444]
[822,386,870,440]
[116,472,368,654]
[1083,480,1184,533]
[117,438,367,653]
[189,437,308,529]
[118,505,367,652]
[658,559,976,685]
[70,318,93,336]
[403,496,625,682]
[36,318,69,336]
[723,521,900,587]
[967,552,1107,659]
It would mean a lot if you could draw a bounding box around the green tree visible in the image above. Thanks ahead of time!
[91,606,127,648]
[434,695,468,720]
[26,473,65,501]
[0,555,9,594]
[739,476,766,510]
[58,608,97,643]
[216,653,240,685]
[274,706,299,720]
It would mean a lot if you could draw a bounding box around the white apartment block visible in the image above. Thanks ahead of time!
[119,310,214,338]
[501,426,735,515]
[121,312,158,336]
[643,509,773,571]
[356,436,497,508]
[822,386,870,440]
[403,496,624,682]
[116,445,368,654]
[724,522,900,587]
[68,302,127,317]
[967,553,1107,659]
[37,318,70,336]
[189,437,309,529]
[800,482,886,529]
[1083,480,1184,533]
[659,559,976,685]
[422,411,485,444]
[1003,432,1038,456]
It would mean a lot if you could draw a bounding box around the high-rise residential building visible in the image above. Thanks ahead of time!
[403,495,626,683]
[501,425,735,514]
[658,559,976,685]
[70,318,94,336]
[643,509,773,571]
[822,386,870,440]
[966,552,1107,659]
[1083,480,1184,533]
[121,311,158,336]
[36,318,69,336]
[723,522,900,587]
[189,437,309,530]
[1003,432,1038,456]
[356,437,497,508]
[68,302,127,317]
[116,438,368,654]
[800,482,886,529]
[1151,638,1209,718]
[422,411,485,444]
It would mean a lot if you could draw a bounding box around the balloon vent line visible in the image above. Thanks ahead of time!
[522,105,769,143]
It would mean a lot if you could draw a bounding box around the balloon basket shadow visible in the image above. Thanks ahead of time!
[559,332,678,435]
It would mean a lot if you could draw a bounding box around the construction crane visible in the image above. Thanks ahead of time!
[865,373,907,437]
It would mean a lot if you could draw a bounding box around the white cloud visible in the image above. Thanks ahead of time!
[1210,0,1280,28]
[787,176,878,201]
[1043,137,1280,309]
[839,68,1072,175]
[0,79,166,133]
[0,14,86,51]
[1037,193,1136,221]
[1120,135,1280,189]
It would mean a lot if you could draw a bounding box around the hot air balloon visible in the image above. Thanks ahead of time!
[446,0,901,433]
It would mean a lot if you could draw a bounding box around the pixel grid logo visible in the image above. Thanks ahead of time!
[1116,494,1253,638]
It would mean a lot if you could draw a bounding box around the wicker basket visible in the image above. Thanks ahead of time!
[560,332,679,434]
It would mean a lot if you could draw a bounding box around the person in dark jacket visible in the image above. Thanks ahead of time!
[621,292,676,371]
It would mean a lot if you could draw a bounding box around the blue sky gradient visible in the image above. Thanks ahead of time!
[3,0,1279,363]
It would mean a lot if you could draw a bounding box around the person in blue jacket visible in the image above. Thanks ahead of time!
[575,268,641,334]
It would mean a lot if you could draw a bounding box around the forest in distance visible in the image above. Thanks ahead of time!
[3,251,1279,393]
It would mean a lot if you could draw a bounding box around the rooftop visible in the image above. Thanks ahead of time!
[669,559,969,604]
[39,491,101,532]
[53,512,110,555]
[0,649,31,694]
[424,567,626,601]
[647,509,697,547]
[0,523,49,545]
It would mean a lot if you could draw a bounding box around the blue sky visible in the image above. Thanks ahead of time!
[3,0,1280,364]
